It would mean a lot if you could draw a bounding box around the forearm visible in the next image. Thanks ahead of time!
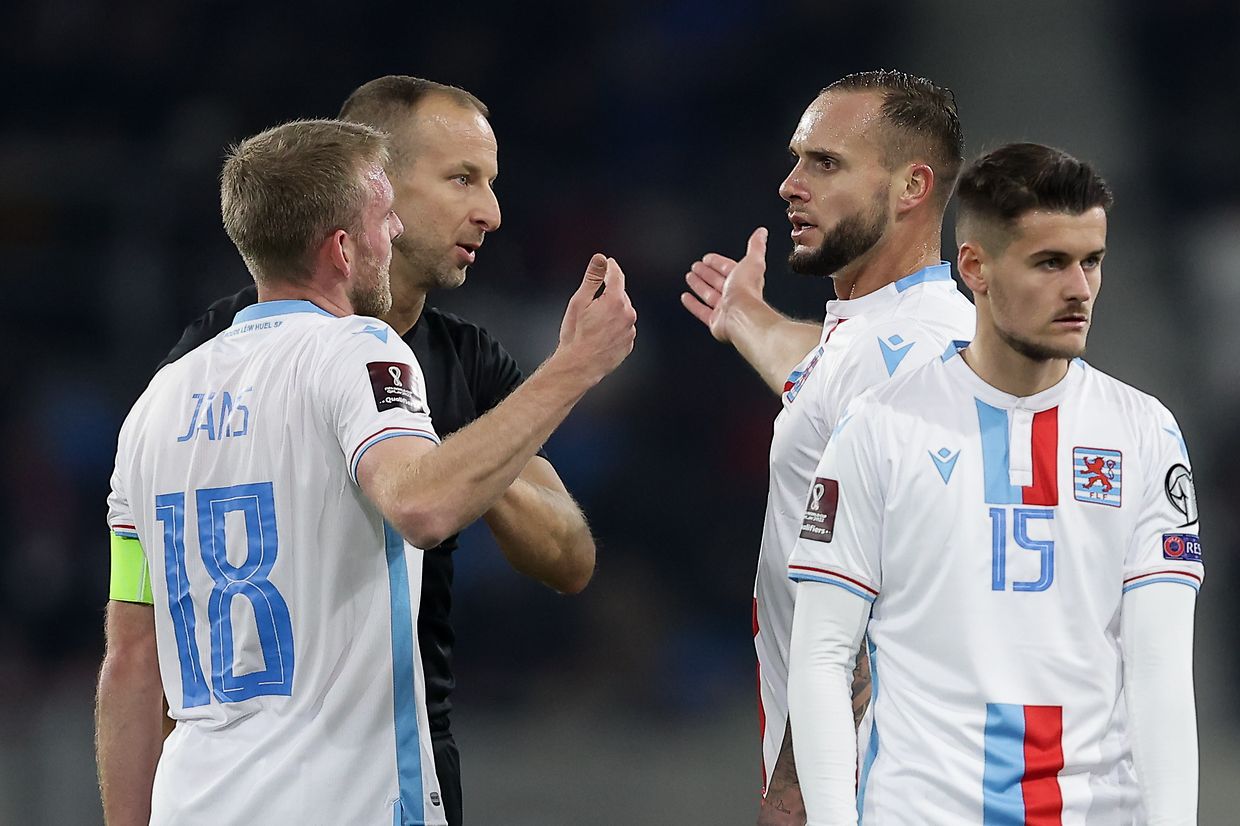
[788,582,870,826]
[761,721,805,822]
[483,468,595,594]
[385,352,595,548]
[96,607,163,825]
[1121,584,1199,824]
[728,304,821,395]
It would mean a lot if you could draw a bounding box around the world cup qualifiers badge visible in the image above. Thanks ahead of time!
[799,477,839,543]
[366,362,425,415]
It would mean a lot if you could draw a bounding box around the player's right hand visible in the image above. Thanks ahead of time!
[556,253,637,383]
[681,226,770,344]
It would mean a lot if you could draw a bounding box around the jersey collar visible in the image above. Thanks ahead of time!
[824,262,953,320]
[943,346,1085,410]
[233,299,336,325]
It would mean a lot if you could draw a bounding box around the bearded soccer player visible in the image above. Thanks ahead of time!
[681,71,975,823]
[96,118,637,824]
[150,77,597,825]
[787,143,1201,824]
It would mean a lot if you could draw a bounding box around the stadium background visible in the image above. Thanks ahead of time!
[2,0,1236,822]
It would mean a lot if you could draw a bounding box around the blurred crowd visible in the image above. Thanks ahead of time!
[2,0,1237,821]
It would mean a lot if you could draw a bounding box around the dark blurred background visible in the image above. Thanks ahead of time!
[2,0,1236,822]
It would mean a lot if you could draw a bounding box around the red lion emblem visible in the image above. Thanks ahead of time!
[1082,456,1114,492]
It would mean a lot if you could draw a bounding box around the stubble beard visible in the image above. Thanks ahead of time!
[350,251,394,318]
[393,233,467,292]
[788,188,890,279]
[990,284,1087,362]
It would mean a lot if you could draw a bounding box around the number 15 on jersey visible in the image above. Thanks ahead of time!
[989,507,1055,592]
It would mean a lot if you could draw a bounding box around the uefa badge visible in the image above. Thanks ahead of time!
[1073,447,1122,507]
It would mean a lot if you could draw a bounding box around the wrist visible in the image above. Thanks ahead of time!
[543,346,606,390]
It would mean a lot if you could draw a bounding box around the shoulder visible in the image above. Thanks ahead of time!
[1076,360,1173,419]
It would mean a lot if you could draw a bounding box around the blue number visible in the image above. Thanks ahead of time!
[156,482,294,705]
[988,507,1055,592]
[155,492,211,708]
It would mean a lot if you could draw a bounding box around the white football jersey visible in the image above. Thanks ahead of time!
[754,263,975,788]
[107,300,448,826]
[788,349,1203,824]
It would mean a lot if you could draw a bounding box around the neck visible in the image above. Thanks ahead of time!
[256,281,351,318]
[832,227,941,301]
[381,260,429,336]
[961,323,1070,398]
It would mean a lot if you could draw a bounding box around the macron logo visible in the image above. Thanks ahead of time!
[878,335,914,376]
[354,324,389,343]
[929,447,960,484]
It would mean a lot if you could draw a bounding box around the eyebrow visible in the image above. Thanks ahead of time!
[1028,247,1107,259]
[789,146,842,164]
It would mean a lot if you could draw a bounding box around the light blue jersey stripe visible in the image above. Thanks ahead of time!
[894,262,952,292]
[856,637,880,822]
[976,400,1023,505]
[233,299,334,324]
[384,522,425,825]
[982,703,1026,824]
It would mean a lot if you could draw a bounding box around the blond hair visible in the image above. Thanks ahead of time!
[221,118,390,285]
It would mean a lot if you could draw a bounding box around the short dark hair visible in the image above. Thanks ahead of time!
[339,75,488,167]
[823,69,964,205]
[955,143,1114,237]
[221,119,389,285]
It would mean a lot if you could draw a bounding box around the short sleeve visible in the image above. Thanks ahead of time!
[473,329,525,412]
[107,443,154,604]
[787,396,885,602]
[817,319,954,437]
[318,318,441,485]
[1122,405,1204,593]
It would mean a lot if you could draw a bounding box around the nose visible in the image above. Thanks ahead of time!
[473,185,501,232]
[1063,262,1093,304]
[779,164,808,205]
[391,212,405,240]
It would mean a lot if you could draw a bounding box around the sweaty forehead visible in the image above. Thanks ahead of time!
[363,163,393,204]
[790,90,886,154]
[401,95,497,165]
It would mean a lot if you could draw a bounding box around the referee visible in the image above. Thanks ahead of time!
[159,77,596,826]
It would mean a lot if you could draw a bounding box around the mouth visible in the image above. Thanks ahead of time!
[788,213,818,242]
[454,241,481,266]
[1052,312,1089,330]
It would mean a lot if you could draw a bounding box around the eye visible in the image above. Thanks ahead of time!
[1038,258,1062,270]
[1082,255,1102,269]
[453,174,470,186]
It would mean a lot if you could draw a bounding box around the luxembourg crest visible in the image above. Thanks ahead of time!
[1073,447,1122,507]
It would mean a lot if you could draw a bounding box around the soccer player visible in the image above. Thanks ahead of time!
[680,71,975,823]
[152,76,597,825]
[96,119,636,825]
[787,143,1201,824]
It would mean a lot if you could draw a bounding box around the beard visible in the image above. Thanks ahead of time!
[788,187,889,278]
[990,283,1087,361]
[349,249,394,318]
[393,233,467,291]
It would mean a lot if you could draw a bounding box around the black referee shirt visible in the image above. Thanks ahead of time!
[159,283,533,735]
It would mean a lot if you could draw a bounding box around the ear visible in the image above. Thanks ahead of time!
[895,163,935,215]
[957,240,988,296]
[319,229,353,279]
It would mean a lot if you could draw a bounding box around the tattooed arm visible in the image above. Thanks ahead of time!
[758,643,872,825]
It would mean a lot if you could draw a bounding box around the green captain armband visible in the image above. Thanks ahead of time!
[110,531,155,604]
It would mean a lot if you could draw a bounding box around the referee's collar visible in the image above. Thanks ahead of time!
[233,299,336,324]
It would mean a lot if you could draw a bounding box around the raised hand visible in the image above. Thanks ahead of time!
[557,253,637,384]
[681,227,769,344]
